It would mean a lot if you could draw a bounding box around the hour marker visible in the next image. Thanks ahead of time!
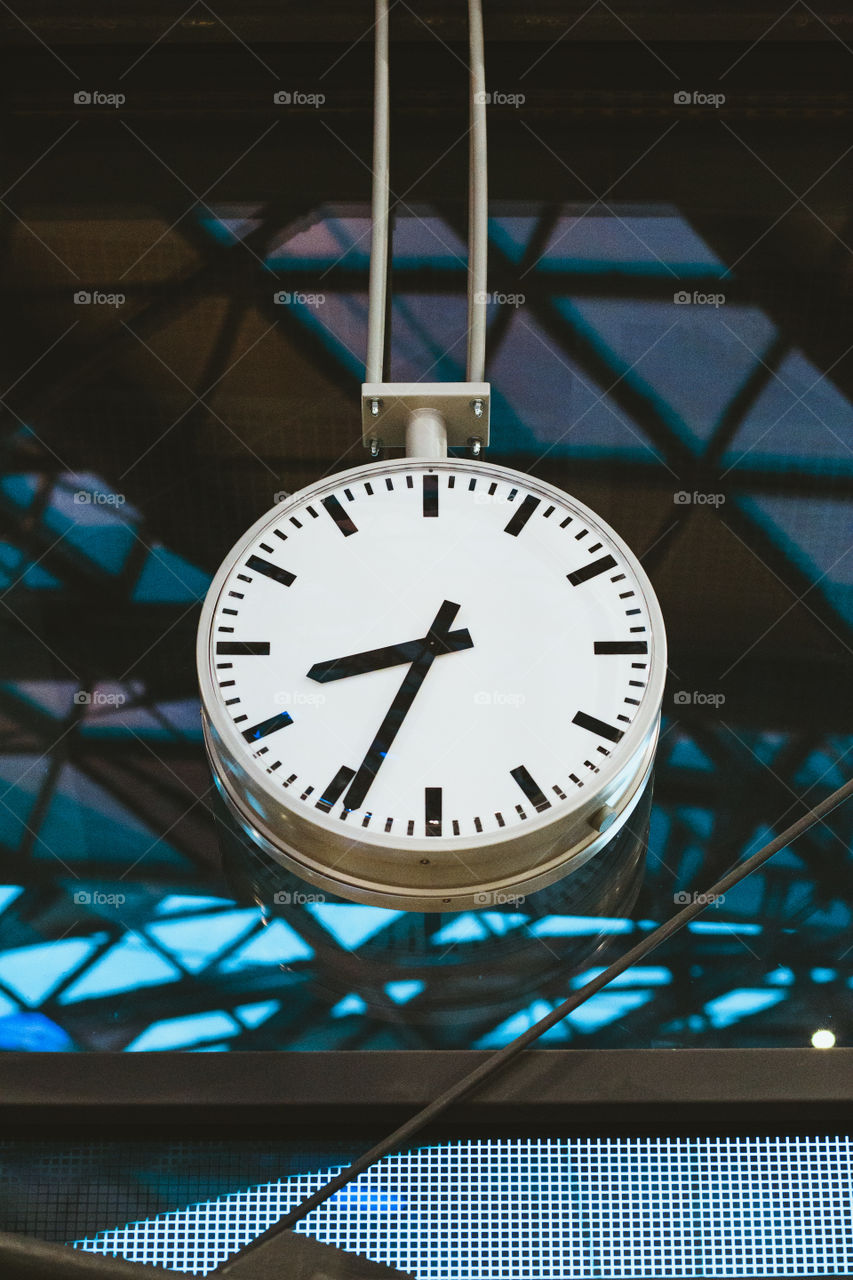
[474,817,483,833]
[364,482,374,496]
[553,785,567,799]
[425,787,442,837]
[322,494,358,536]
[448,476,456,489]
[504,494,540,537]
[406,475,413,488]
[216,641,270,655]
[510,765,551,813]
[423,474,439,517]
[407,820,415,835]
[386,478,394,490]
[246,555,295,588]
[289,517,302,529]
[241,711,293,743]
[575,529,588,541]
[560,516,572,528]
[452,819,460,835]
[385,817,394,833]
[594,641,649,655]
[269,760,282,771]
[573,710,624,743]
[307,505,319,518]
[344,488,355,501]
[495,812,506,828]
[316,765,355,813]
[259,542,274,553]
[568,555,617,586]
[274,529,287,541]
[543,505,554,518]
[284,774,297,787]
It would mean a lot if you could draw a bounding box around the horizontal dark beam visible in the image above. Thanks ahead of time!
[0,1049,850,1137]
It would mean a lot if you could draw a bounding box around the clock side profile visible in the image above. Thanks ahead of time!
[197,456,666,911]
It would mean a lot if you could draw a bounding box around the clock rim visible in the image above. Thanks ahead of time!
[197,455,667,862]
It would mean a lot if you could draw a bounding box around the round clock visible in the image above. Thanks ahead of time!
[197,455,666,911]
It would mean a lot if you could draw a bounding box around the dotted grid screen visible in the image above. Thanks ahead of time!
[61,1135,853,1277]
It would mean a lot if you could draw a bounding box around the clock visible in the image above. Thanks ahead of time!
[197,455,666,911]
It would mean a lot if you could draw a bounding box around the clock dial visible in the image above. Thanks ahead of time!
[200,459,665,869]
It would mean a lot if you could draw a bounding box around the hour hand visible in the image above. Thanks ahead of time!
[307,629,473,683]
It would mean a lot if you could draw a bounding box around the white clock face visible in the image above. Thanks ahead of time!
[200,459,664,854]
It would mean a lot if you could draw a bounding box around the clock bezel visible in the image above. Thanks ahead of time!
[197,456,666,906]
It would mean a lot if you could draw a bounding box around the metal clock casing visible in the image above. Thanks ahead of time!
[197,457,666,911]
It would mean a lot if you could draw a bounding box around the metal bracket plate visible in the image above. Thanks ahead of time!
[361,382,490,448]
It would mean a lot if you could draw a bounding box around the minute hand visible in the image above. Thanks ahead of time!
[342,600,462,812]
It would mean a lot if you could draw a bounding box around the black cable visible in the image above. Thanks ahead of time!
[226,771,853,1265]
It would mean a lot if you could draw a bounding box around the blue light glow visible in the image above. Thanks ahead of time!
[72,1134,853,1276]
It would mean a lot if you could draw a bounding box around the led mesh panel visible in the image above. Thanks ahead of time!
[74,1135,853,1277]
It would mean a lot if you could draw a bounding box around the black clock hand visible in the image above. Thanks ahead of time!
[342,599,463,812]
[307,628,473,683]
